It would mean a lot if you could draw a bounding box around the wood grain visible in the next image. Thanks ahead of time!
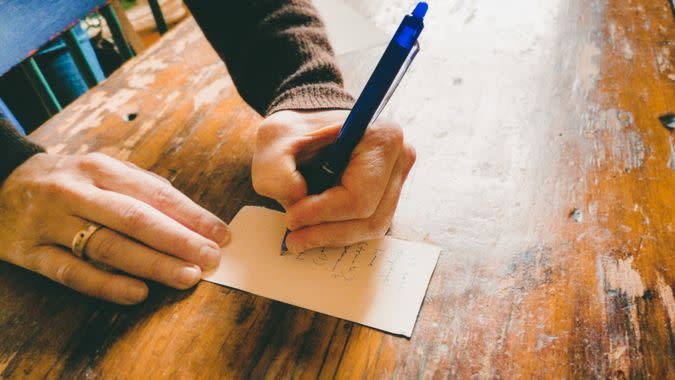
[0,0,672,378]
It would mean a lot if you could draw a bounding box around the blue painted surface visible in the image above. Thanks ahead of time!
[35,24,105,104]
[0,0,109,76]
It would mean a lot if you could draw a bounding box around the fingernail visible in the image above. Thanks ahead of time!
[177,265,201,288]
[126,284,148,304]
[212,222,231,246]
[200,245,221,269]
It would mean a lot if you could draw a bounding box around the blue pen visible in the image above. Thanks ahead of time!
[281,2,428,252]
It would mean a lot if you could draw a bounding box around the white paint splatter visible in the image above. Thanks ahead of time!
[128,56,168,73]
[535,334,558,350]
[656,274,675,334]
[173,27,203,54]
[193,77,230,110]
[621,39,634,60]
[623,130,645,172]
[601,255,646,298]
[572,42,601,98]
[103,89,137,113]
[124,121,155,148]
[55,90,108,133]
[164,90,181,104]
[597,254,647,373]
[655,47,672,74]
[127,72,156,89]
[64,89,138,138]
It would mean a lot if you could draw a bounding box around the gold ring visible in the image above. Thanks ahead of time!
[71,223,103,259]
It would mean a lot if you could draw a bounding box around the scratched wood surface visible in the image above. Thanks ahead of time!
[1,0,673,378]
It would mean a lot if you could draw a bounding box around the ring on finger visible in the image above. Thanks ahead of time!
[71,222,103,259]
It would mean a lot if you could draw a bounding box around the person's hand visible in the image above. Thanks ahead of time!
[0,153,230,304]
[252,110,416,253]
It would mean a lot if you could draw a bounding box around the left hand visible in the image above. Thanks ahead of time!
[252,110,416,253]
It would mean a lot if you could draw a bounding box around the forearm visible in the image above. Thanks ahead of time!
[184,0,354,116]
[0,115,44,182]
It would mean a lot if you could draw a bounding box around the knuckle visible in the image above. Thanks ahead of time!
[148,255,169,282]
[176,235,193,253]
[41,177,77,199]
[405,144,417,166]
[256,121,283,145]
[352,195,377,219]
[151,183,178,209]
[22,249,43,272]
[196,212,218,236]
[78,152,111,173]
[56,263,79,288]
[376,122,404,147]
[251,172,275,198]
[120,202,148,230]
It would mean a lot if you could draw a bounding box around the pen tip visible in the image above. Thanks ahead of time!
[413,2,428,18]
[280,229,291,254]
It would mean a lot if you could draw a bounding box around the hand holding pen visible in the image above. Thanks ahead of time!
[251,3,427,253]
[253,108,416,254]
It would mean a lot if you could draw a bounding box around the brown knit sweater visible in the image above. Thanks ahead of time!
[0,0,353,181]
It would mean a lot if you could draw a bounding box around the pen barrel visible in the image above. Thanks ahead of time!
[299,158,340,195]
[296,43,411,197]
[299,8,425,196]
[332,41,412,168]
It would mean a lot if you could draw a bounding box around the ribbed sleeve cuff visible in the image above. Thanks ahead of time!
[0,117,45,182]
[266,83,355,116]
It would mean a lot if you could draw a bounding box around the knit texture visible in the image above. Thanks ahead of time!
[0,114,44,182]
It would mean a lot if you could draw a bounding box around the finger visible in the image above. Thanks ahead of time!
[285,123,404,230]
[77,153,230,246]
[23,245,148,305]
[252,122,342,206]
[286,144,415,254]
[52,216,202,289]
[69,186,221,270]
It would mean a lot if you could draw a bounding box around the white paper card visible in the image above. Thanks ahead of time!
[203,206,440,337]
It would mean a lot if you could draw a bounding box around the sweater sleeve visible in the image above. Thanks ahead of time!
[183,0,354,116]
[0,114,44,182]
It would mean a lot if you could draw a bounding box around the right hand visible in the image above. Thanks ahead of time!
[0,152,230,304]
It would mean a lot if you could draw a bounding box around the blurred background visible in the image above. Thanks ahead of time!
[0,0,189,134]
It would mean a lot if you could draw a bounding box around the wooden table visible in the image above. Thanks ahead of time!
[2,0,673,378]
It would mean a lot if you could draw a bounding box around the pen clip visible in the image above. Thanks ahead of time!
[368,41,420,126]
